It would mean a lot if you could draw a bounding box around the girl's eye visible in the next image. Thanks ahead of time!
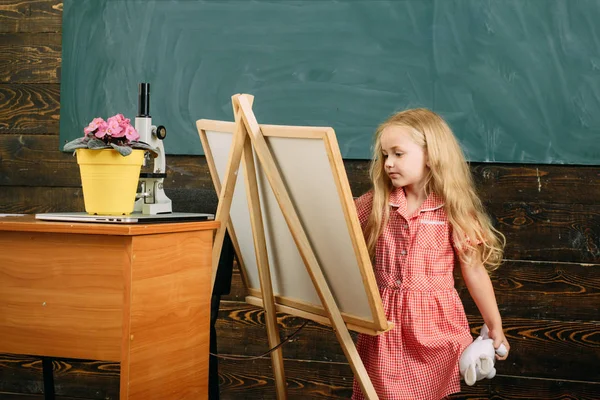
[382,154,388,158]
[396,153,403,157]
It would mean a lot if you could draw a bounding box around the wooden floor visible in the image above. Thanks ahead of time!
[1,1,600,399]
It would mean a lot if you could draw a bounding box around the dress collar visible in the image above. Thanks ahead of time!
[389,187,406,208]
[389,187,445,213]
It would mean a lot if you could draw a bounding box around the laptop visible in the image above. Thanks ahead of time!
[35,212,214,224]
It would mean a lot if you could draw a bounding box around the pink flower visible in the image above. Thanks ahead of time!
[123,125,139,141]
[105,115,125,138]
[96,122,109,138]
[84,117,106,135]
[83,113,141,145]
[93,122,108,138]
[113,113,131,126]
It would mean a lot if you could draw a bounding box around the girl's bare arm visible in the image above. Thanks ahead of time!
[460,260,510,360]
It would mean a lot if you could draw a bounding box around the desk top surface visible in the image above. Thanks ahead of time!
[0,215,220,236]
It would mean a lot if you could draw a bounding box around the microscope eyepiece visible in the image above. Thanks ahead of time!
[138,82,150,117]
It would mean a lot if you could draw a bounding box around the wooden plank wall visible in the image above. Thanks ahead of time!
[1,1,598,399]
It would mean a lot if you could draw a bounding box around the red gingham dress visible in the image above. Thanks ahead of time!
[352,188,472,400]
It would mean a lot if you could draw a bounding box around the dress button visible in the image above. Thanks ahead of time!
[396,280,402,285]
[400,250,407,255]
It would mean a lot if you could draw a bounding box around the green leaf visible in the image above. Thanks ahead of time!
[63,137,89,152]
[87,138,110,149]
[131,141,159,157]
[63,135,156,157]
[111,143,133,156]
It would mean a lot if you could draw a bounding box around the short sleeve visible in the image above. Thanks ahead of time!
[450,223,483,256]
[354,191,374,230]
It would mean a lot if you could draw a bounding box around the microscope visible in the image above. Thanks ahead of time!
[134,83,173,214]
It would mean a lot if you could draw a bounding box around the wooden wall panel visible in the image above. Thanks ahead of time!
[218,357,354,400]
[0,134,77,187]
[472,164,600,205]
[216,359,600,400]
[0,33,61,83]
[461,261,600,322]
[0,354,43,395]
[224,260,600,323]
[0,186,84,214]
[0,186,220,215]
[346,162,600,206]
[52,359,119,400]
[0,83,60,134]
[211,302,600,382]
[491,201,600,263]
[0,354,115,400]
[0,0,62,34]
[0,395,87,400]
[0,135,215,189]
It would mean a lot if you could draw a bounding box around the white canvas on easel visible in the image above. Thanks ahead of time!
[197,120,389,334]
[196,94,390,399]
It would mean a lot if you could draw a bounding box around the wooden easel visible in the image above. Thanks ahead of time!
[210,94,379,399]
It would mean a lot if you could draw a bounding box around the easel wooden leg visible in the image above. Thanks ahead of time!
[235,98,288,399]
[332,322,378,399]
[210,95,254,290]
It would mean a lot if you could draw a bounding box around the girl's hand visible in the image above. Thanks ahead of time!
[487,327,510,361]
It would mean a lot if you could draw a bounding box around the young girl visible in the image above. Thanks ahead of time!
[352,108,510,400]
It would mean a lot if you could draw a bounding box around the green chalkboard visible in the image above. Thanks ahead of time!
[60,0,600,164]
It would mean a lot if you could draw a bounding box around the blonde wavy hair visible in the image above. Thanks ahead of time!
[363,108,505,271]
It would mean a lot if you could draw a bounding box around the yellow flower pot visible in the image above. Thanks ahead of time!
[76,148,145,215]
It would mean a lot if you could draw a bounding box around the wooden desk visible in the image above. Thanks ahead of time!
[0,216,219,399]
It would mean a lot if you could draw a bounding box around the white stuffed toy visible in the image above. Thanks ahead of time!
[459,324,508,386]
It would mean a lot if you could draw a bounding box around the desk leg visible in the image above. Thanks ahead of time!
[42,357,55,400]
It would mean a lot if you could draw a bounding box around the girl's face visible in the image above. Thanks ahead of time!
[380,125,429,191]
